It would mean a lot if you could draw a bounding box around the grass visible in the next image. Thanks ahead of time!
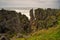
[16,38,25,40]
[11,21,60,40]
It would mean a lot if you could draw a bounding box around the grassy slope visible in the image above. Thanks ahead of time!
[11,21,60,40]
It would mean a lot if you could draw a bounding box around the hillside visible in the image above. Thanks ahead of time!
[13,21,60,40]
[27,21,60,40]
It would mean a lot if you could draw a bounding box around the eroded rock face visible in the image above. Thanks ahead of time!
[0,9,30,34]
[16,33,23,38]
[0,9,30,38]
[0,35,10,40]
[0,9,18,33]
[1,38,6,40]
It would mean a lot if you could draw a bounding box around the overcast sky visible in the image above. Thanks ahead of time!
[0,0,60,8]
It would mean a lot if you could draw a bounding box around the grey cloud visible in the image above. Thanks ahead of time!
[0,0,60,8]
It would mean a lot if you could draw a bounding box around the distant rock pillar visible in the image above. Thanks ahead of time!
[30,9,36,32]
